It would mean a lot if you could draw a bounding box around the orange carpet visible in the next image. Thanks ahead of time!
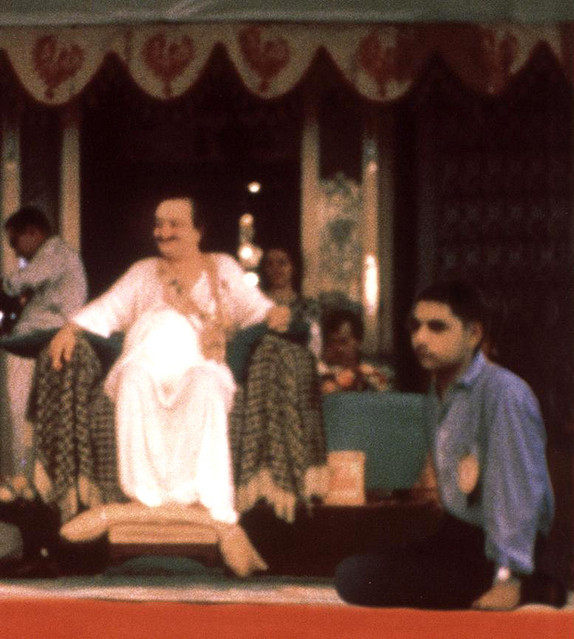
[0,600,571,639]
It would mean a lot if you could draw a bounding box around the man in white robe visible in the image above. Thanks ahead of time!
[49,197,289,525]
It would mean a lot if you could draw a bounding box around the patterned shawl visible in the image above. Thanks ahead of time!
[31,337,125,522]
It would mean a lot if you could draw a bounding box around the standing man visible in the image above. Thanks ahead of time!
[335,280,561,609]
[1,206,87,499]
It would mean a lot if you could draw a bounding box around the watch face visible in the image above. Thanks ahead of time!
[495,566,512,582]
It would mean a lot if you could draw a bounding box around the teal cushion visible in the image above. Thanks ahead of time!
[225,319,311,384]
[0,329,58,358]
[322,391,427,492]
[0,329,124,368]
[226,322,268,383]
[0,320,309,384]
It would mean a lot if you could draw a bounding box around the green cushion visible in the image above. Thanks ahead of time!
[322,391,427,492]
[0,320,309,385]
[0,329,59,358]
[226,322,268,382]
[0,329,124,369]
[225,319,310,383]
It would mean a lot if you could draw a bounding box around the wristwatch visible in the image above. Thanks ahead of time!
[494,566,513,583]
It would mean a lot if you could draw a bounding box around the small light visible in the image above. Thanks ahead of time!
[363,254,379,316]
[247,181,261,194]
[238,244,254,262]
[240,213,254,228]
[244,271,260,288]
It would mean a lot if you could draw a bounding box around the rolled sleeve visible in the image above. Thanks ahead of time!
[482,379,553,574]
[73,264,143,337]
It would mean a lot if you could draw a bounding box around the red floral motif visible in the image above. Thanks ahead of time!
[237,26,290,92]
[482,29,519,93]
[32,35,84,100]
[356,30,398,98]
[142,33,194,98]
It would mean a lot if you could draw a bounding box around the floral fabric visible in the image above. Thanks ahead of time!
[318,360,394,394]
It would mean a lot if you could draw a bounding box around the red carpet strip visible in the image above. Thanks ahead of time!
[0,600,572,639]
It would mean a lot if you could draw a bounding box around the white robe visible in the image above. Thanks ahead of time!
[73,254,273,524]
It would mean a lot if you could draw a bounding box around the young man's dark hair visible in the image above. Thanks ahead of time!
[412,279,490,353]
[4,206,53,236]
[413,279,489,328]
[321,308,364,342]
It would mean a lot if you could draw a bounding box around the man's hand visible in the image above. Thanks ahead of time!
[49,323,79,371]
[266,305,291,333]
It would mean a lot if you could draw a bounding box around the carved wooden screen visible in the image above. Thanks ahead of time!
[403,47,574,583]
[413,48,573,438]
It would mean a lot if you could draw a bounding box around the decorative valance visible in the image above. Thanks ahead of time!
[0,22,572,105]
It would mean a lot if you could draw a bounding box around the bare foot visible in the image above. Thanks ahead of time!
[472,580,521,610]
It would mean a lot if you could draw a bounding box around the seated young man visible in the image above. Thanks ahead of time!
[318,309,393,394]
[335,280,561,610]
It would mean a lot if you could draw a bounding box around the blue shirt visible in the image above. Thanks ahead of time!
[425,351,554,575]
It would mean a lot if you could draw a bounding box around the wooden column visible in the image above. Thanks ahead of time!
[376,107,395,356]
[59,103,81,251]
[361,105,395,356]
[360,106,380,355]
[0,102,21,476]
[300,84,321,298]
[1,102,21,271]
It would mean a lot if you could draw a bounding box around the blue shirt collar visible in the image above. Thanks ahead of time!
[429,351,487,398]
[456,350,486,389]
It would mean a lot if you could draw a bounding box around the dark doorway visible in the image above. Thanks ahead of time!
[80,50,303,297]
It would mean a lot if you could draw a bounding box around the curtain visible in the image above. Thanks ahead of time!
[0,23,571,105]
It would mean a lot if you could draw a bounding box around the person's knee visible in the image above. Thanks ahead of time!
[335,554,375,605]
[0,522,23,560]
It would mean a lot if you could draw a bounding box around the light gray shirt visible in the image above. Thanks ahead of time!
[3,236,87,335]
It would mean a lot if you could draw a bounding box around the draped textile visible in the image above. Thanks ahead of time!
[0,23,571,105]
[31,337,124,522]
[230,334,329,523]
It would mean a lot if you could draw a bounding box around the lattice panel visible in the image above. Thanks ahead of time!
[415,49,573,432]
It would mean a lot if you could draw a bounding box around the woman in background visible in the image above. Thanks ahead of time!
[259,246,322,358]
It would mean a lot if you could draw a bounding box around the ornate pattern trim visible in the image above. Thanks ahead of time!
[0,23,569,104]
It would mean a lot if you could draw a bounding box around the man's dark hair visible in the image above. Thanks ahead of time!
[5,206,52,236]
[413,280,489,330]
[322,308,364,342]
